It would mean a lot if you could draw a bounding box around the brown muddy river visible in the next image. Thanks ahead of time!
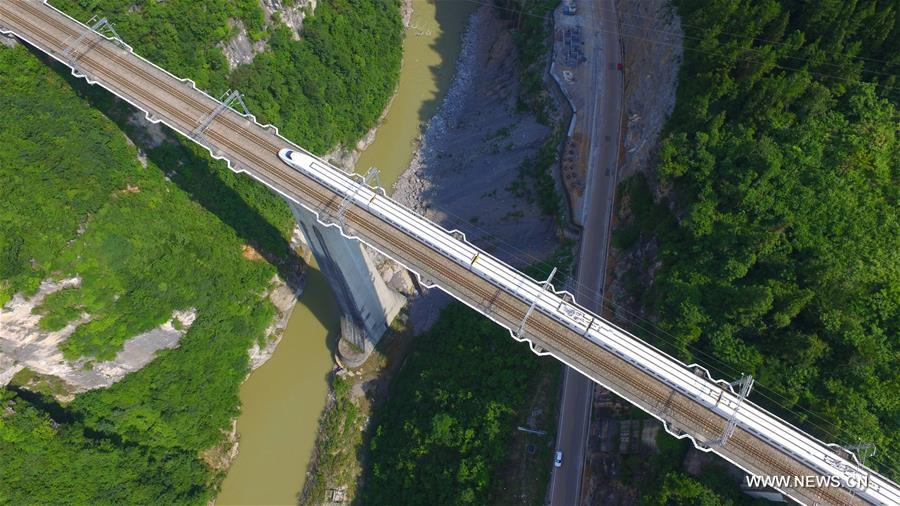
[216,1,474,503]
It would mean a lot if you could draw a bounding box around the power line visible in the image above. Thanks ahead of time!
[388,179,900,476]
[445,0,900,69]
[399,0,900,475]
[446,0,900,94]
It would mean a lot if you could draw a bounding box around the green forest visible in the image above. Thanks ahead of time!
[360,303,554,504]
[613,0,899,483]
[2,0,898,502]
[0,0,401,502]
[0,43,278,504]
[55,0,403,152]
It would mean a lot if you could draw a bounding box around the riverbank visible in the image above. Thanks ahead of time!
[297,4,571,503]
[201,266,303,474]
[1,1,405,503]
[218,265,341,505]
[323,0,413,172]
[297,312,417,504]
[219,1,481,503]
[393,4,563,331]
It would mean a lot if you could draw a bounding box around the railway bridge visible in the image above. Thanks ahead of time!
[1,2,897,504]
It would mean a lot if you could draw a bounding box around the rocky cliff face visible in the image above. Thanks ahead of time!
[604,0,683,312]
[0,33,18,49]
[221,0,317,70]
[616,0,683,181]
[0,277,197,402]
[220,19,269,70]
[259,0,316,39]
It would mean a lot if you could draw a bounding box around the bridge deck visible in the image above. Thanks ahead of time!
[0,2,884,504]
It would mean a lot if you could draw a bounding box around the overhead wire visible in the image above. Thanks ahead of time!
[444,0,900,96]
[444,0,900,68]
[375,174,900,476]
[388,0,900,474]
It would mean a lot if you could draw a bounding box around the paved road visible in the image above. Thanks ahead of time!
[549,366,593,505]
[578,0,624,304]
[550,0,623,504]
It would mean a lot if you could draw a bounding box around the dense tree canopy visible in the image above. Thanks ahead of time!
[648,472,734,506]
[0,390,210,505]
[55,0,403,153]
[230,0,403,152]
[0,44,278,502]
[361,304,545,505]
[54,0,265,92]
[614,0,899,479]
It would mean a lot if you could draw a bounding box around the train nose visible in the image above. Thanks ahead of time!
[278,148,295,163]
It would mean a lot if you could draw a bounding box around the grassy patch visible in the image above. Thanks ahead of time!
[510,132,566,227]
[9,369,74,401]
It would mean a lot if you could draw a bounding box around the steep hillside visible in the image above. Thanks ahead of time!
[0,0,402,501]
[610,0,899,491]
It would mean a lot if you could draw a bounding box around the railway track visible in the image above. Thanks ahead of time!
[20,3,284,157]
[210,135,845,506]
[0,2,865,504]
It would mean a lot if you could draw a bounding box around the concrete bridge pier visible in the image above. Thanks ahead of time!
[288,201,405,367]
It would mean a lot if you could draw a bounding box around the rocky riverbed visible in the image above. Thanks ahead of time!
[392,6,562,332]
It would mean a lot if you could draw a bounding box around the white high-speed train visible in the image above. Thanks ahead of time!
[279,149,898,505]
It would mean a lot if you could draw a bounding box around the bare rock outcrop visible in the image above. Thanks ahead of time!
[0,277,196,401]
[126,110,168,148]
[0,268,302,401]
[259,0,316,39]
[247,273,303,371]
[221,19,269,70]
[605,0,683,311]
[220,0,318,70]
[0,33,19,49]
[616,0,683,180]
